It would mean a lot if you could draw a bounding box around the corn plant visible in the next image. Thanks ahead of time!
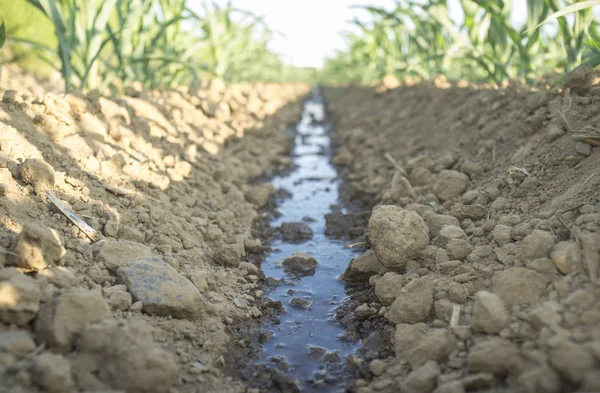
[6,0,292,90]
[23,0,116,91]
[187,1,283,83]
[0,17,5,51]
[324,0,600,85]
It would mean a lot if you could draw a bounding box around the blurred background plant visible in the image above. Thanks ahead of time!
[0,0,312,91]
[323,0,600,84]
[0,0,597,89]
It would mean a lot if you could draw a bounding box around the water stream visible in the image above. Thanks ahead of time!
[257,88,360,391]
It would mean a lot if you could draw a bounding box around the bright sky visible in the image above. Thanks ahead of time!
[198,1,528,68]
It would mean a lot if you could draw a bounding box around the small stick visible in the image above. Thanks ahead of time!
[557,110,572,132]
[583,172,597,186]
[384,152,407,177]
[46,190,98,240]
[450,304,461,327]
[558,203,589,215]
[346,242,366,249]
[555,213,580,244]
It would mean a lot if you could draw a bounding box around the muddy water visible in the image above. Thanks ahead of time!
[257,89,359,391]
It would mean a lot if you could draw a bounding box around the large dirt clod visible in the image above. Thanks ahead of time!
[369,205,429,270]
[7,223,66,271]
[116,256,203,319]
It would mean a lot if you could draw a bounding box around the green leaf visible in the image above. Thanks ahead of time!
[526,0,600,33]
[0,17,5,50]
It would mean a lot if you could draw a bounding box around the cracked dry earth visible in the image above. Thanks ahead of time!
[1,63,600,393]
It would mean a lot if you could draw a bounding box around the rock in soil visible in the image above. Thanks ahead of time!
[369,205,429,270]
[280,221,313,243]
[387,276,434,324]
[94,239,153,271]
[116,256,203,319]
[35,288,111,352]
[282,252,318,277]
[472,290,509,334]
[342,249,382,283]
[0,330,36,355]
[73,319,178,393]
[7,223,66,271]
[374,271,404,306]
[18,158,55,193]
[0,271,41,326]
[491,267,548,307]
[33,353,76,393]
[432,170,469,201]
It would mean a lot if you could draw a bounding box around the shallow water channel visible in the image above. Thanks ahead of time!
[257,89,360,391]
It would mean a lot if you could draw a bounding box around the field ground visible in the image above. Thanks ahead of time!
[0,64,600,393]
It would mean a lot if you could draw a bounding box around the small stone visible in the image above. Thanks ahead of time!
[472,291,508,334]
[74,319,178,393]
[0,330,36,355]
[461,160,485,177]
[460,373,494,389]
[102,285,133,311]
[526,257,558,275]
[467,338,522,376]
[280,222,313,243]
[493,225,513,246]
[545,125,565,143]
[519,230,554,262]
[117,256,202,319]
[34,353,75,393]
[369,205,429,270]
[564,154,583,167]
[369,359,387,376]
[446,239,473,261]
[290,298,310,309]
[374,272,404,306]
[433,381,465,393]
[94,240,153,271]
[37,266,78,288]
[565,64,594,95]
[575,142,592,157]
[244,238,262,253]
[433,170,469,201]
[434,299,453,322]
[129,301,143,312]
[551,241,582,275]
[404,361,440,393]
[19,158,55,193]
[527,303,562,329]
[514,176,540,198]
[7,223,66,271]
[395,323,428,355]
[404,329,456,367]
[0,273,41,326]
[549,340,594,384]
[35,289,111,352]
[103,220,119,237]
[213,243,240,268]
[282,252,317,277]
[245,184,274,207]
[388,277,433,324]
[517,366,561,393]
[435,225,467,248]
[424,213,460,238]
[409,167,433,187]
[491,267,548,307]
[581,371,600,392]
[341,250,383,283]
